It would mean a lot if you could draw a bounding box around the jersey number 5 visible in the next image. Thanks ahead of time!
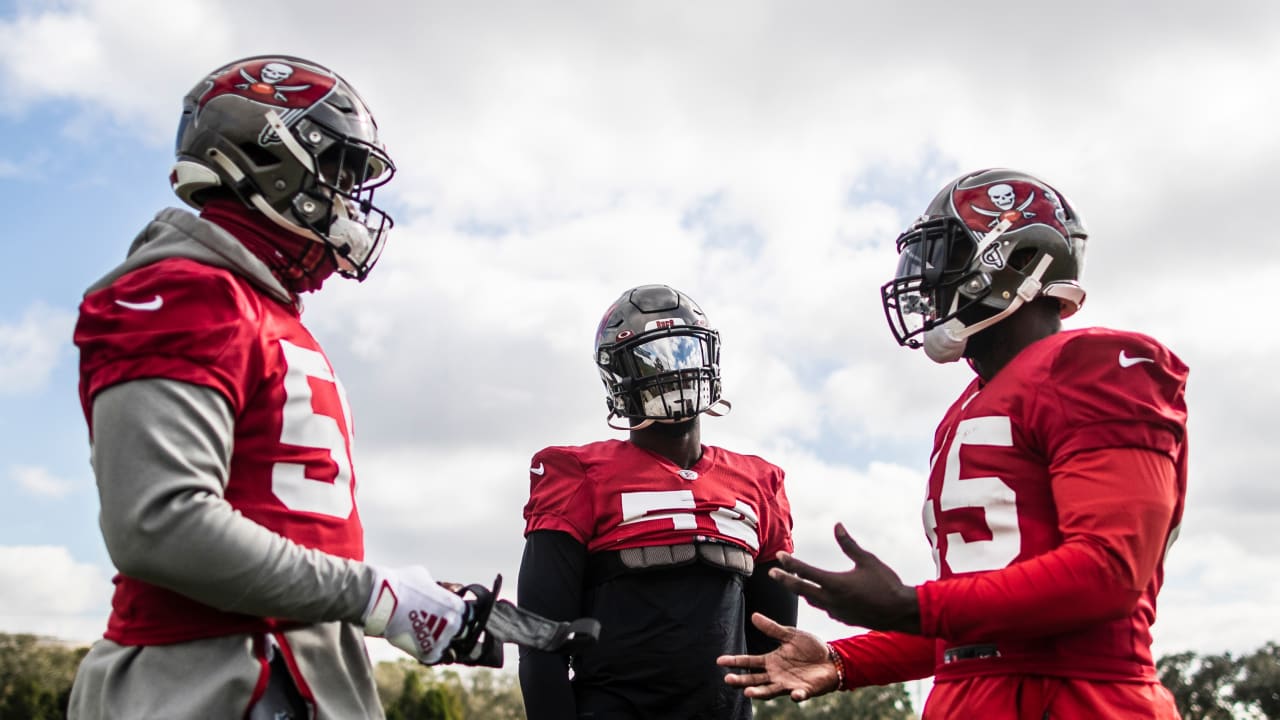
[271,339,357,518]
[619,490,761,551]
[923,415,1020,575]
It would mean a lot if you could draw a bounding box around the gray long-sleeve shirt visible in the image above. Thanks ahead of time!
[68,208,384,719]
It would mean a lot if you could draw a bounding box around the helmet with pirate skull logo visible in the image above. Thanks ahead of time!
[881,168,1088,361]
[171,54,396,280]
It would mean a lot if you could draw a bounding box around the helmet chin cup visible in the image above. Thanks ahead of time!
[606,398,729,432]
[328,200,375,274]
[923,320,968,364]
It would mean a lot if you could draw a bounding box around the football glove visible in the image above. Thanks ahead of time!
[437,574,601,667]
[362,565,466,665]
[436,575,504,667]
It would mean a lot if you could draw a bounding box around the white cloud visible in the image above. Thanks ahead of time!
[0,545,111,643]
[0,303,76,395]
[0,0,232,134]
[10,465,73,499]
[1156,531,1280,657]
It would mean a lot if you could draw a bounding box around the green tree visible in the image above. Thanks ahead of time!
[384,669,464,720]
[375,660,523,720]
[1159,649,1242,720]
[452,667,525,719]
[0,633,87,720]
[1233,642,1280,719]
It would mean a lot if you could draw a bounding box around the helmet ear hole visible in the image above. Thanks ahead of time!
[238,142,281,169]
[1007,247,1039,272]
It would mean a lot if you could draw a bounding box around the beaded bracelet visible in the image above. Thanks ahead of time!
[825,643,846,690]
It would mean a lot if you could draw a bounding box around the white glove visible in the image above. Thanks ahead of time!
[362,565,467,664]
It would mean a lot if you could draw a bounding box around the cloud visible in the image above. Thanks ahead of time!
[0,1,233,135]
[0,303,76,395]
[1154,531,1280,657]
[10,465,73,499]
[0,545,111,643]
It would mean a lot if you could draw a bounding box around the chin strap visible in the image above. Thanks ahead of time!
[955,253,1055,341]
[704,398,732,417]
[973,218,1013,268]
[205,147,321,246]
[263,110,317,175]
[923,253,1056,364]
[607,413,650,431]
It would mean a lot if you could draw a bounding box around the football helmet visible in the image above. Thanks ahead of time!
[171,55,395,280]
[881,168,1087,362]
[595,285,730,430]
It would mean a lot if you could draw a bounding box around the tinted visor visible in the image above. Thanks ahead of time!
[631,334,711,377]
[893,217,974,285]
[881,217,979,346]
[612,329,719,420]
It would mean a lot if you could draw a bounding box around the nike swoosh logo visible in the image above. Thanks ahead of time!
[115,295,164,311]
[1118,350,1154,368]
[530,463,545,476]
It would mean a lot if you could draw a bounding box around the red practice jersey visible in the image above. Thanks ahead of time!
[76,258,363,644]
[833,328,1188,688]
[523,440,793,560]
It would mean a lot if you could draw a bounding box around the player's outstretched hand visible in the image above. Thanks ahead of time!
[769,523,921,633]
[362,566,467,664]
[717,613,838,701]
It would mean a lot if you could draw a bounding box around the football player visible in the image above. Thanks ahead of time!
[518,284,798,719]
[69,55,492,719]
[718,169,1187,718]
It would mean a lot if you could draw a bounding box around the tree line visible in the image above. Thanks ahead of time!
[2,632,1277,719]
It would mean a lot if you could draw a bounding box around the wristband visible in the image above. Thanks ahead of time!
[826,642,846,691]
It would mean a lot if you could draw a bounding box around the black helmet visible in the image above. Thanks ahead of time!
[881,168,1088,351]
[594,285,729,429]
[171,55,395,280]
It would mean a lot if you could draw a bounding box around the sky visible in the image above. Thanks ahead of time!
[1,0,1278,682]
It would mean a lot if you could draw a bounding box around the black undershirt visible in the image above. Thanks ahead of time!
[517,530,797,720]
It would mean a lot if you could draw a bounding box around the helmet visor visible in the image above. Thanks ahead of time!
[615,330,719,421]
[631,334,711,378]
[881,217,977,346]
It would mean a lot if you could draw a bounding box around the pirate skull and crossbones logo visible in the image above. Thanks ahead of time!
[235,62,312,102]
[970,183,1037,227]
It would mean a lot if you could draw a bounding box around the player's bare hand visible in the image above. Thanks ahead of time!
[716,613,838,702]
[769,523,921,633]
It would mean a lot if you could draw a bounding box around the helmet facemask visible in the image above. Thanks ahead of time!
[271,113,395,280]
[600,327,722,424]
[882,216,989,349]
